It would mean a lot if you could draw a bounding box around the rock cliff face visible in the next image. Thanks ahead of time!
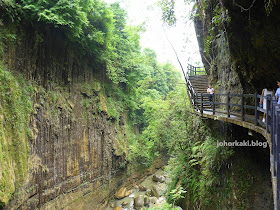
[0,22,157,209]
[191,1,278,209]
[194,0,280,94]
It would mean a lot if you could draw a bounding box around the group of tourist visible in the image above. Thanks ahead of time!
[206,80,280,123]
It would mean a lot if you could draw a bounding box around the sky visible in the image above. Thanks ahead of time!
[104,0,202,71]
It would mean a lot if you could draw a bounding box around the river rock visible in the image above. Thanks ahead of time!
[115,187,128,199]
[125,190,133,197]
[122,201,128,206]
[146,188,152,196]
[144,196,151,205]
[110,203,115,208]
[134,195,145,208]
[114,207,122,210]
[138,185,147,191]
[150,197,158,204]
[152,174,165,183]
[151,185,160,198]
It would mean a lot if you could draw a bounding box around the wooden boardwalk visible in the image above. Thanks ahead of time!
[201,109,271,146]
[184,64,280,210]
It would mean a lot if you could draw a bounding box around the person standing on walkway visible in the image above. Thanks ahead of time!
[276,81,280,104]
[260,86,274,122]
[207,85,214,105]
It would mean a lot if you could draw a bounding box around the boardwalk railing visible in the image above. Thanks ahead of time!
[196,93,271,127]
[183,64,206,111]
[184,64,280,209]
[187,64,206,76]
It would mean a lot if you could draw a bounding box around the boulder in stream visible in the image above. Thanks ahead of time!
[146,188,152,196]
[122,201,128,206]
[138,185,147,191]
[152,174,165,183]
[115,187,128,199]
[125,190,133,197]
[150,197,158,204]
[144,196,151,206]
[113,207,122,210]
[134,195,145,208]
[151,185,160,198]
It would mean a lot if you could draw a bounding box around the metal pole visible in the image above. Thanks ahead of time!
[241,94,244,121]
[255,93,259,126]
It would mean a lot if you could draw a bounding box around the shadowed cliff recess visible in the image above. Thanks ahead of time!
[193,0,280,94]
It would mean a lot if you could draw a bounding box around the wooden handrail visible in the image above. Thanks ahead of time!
[185,64,280,209]
[185,65,277,130]
[187,64,206,76]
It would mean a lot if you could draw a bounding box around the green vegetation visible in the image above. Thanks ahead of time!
[0,0,143,83]
[0,62,33,205]
[146,203,178,210]
[0,1,265,209]
[129,71,236,208]
[77,48,183,168]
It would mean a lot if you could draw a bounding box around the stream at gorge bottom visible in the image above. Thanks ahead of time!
[105,169,182,210]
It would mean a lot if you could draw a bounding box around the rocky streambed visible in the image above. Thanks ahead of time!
[105,169,182,210]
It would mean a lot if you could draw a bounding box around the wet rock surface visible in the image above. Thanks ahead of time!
[115,187,129,199]
[134,195,145,208]
[138,185,147,191]
[152,174,165,183]
[150,185,160,198]
[105,169,169,210]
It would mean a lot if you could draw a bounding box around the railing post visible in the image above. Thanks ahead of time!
[255,93,259,126]
[195,67,197,76]
[192,66,194,76]
[227,93,230,118]
[241,94,244,121]
[193,92,196,110]
[213,94,215,115]
[201,93,204,115]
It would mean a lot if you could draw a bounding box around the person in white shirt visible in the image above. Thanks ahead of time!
[260,86,274,122]
[207,85,214,105]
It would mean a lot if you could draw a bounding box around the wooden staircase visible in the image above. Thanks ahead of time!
[189,75,212,110]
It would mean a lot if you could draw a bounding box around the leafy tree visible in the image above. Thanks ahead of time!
[21,0,89,37]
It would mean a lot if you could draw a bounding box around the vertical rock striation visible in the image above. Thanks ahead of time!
[0,22,140,209]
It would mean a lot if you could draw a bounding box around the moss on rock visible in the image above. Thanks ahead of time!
[0,63,33,205]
